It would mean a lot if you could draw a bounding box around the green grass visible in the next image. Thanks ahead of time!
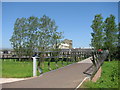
[2,59,74,78]
[81,61,119,88]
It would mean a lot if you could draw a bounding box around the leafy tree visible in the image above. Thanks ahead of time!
[91,14,104,50]
[10,16,39,61]
[25,16,39,60]
[51,32,63,68]
[47,19,63,68]
[104,14,118,60]
[37,15,63,73]
[10,18,27,61]
[10,15,63,73]
[37,15,52,73]
[116,23,120,59]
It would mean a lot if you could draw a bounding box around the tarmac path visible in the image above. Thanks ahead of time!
[2,57,92,88]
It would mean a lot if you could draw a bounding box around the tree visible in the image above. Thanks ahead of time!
[37,15,52,73]
[116,23,120,59]
[104,14,118,60]
[10,18,27,61]
[91,14,104,50]
[37,15,63,73]
[51,32,63,68]
[25,16,39,60]
[10,15,63,73]
[10,16,40,61]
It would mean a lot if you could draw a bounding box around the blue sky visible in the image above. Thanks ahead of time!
[2,2,118,49]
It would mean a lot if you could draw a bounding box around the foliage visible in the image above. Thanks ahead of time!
[10,15,63,61]
[37,15,63,73]
[116,23,120,59]
[103,15,118,60]
[91,14,119,60]
[24,16,39,59]
[81,61,119,88]
[10,18,27,60]
[91,14,104,50]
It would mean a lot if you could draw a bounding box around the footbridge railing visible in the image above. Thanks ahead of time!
[32,49,93,75]
[83,50,109,79]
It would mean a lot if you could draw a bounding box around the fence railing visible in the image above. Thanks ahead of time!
[0,49,92,60]
[1,49,109,77]
[32,49,93,75]
[83,50,109,78]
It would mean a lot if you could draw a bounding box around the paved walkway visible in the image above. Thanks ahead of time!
[0,78,30,84]
[2,57,92,88]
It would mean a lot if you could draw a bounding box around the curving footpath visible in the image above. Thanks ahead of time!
[2,57,92,89]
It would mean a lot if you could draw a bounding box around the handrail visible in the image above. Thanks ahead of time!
[83,50,109,78]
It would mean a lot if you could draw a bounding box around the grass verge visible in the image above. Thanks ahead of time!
[2,59,74,78]
[81,61,119,88]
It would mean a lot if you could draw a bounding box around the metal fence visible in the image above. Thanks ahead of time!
[0,49,93,60]
[83,50,109,79]
[1,49,109,77]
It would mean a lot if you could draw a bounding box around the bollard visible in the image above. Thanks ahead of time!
[32,57,37,77]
